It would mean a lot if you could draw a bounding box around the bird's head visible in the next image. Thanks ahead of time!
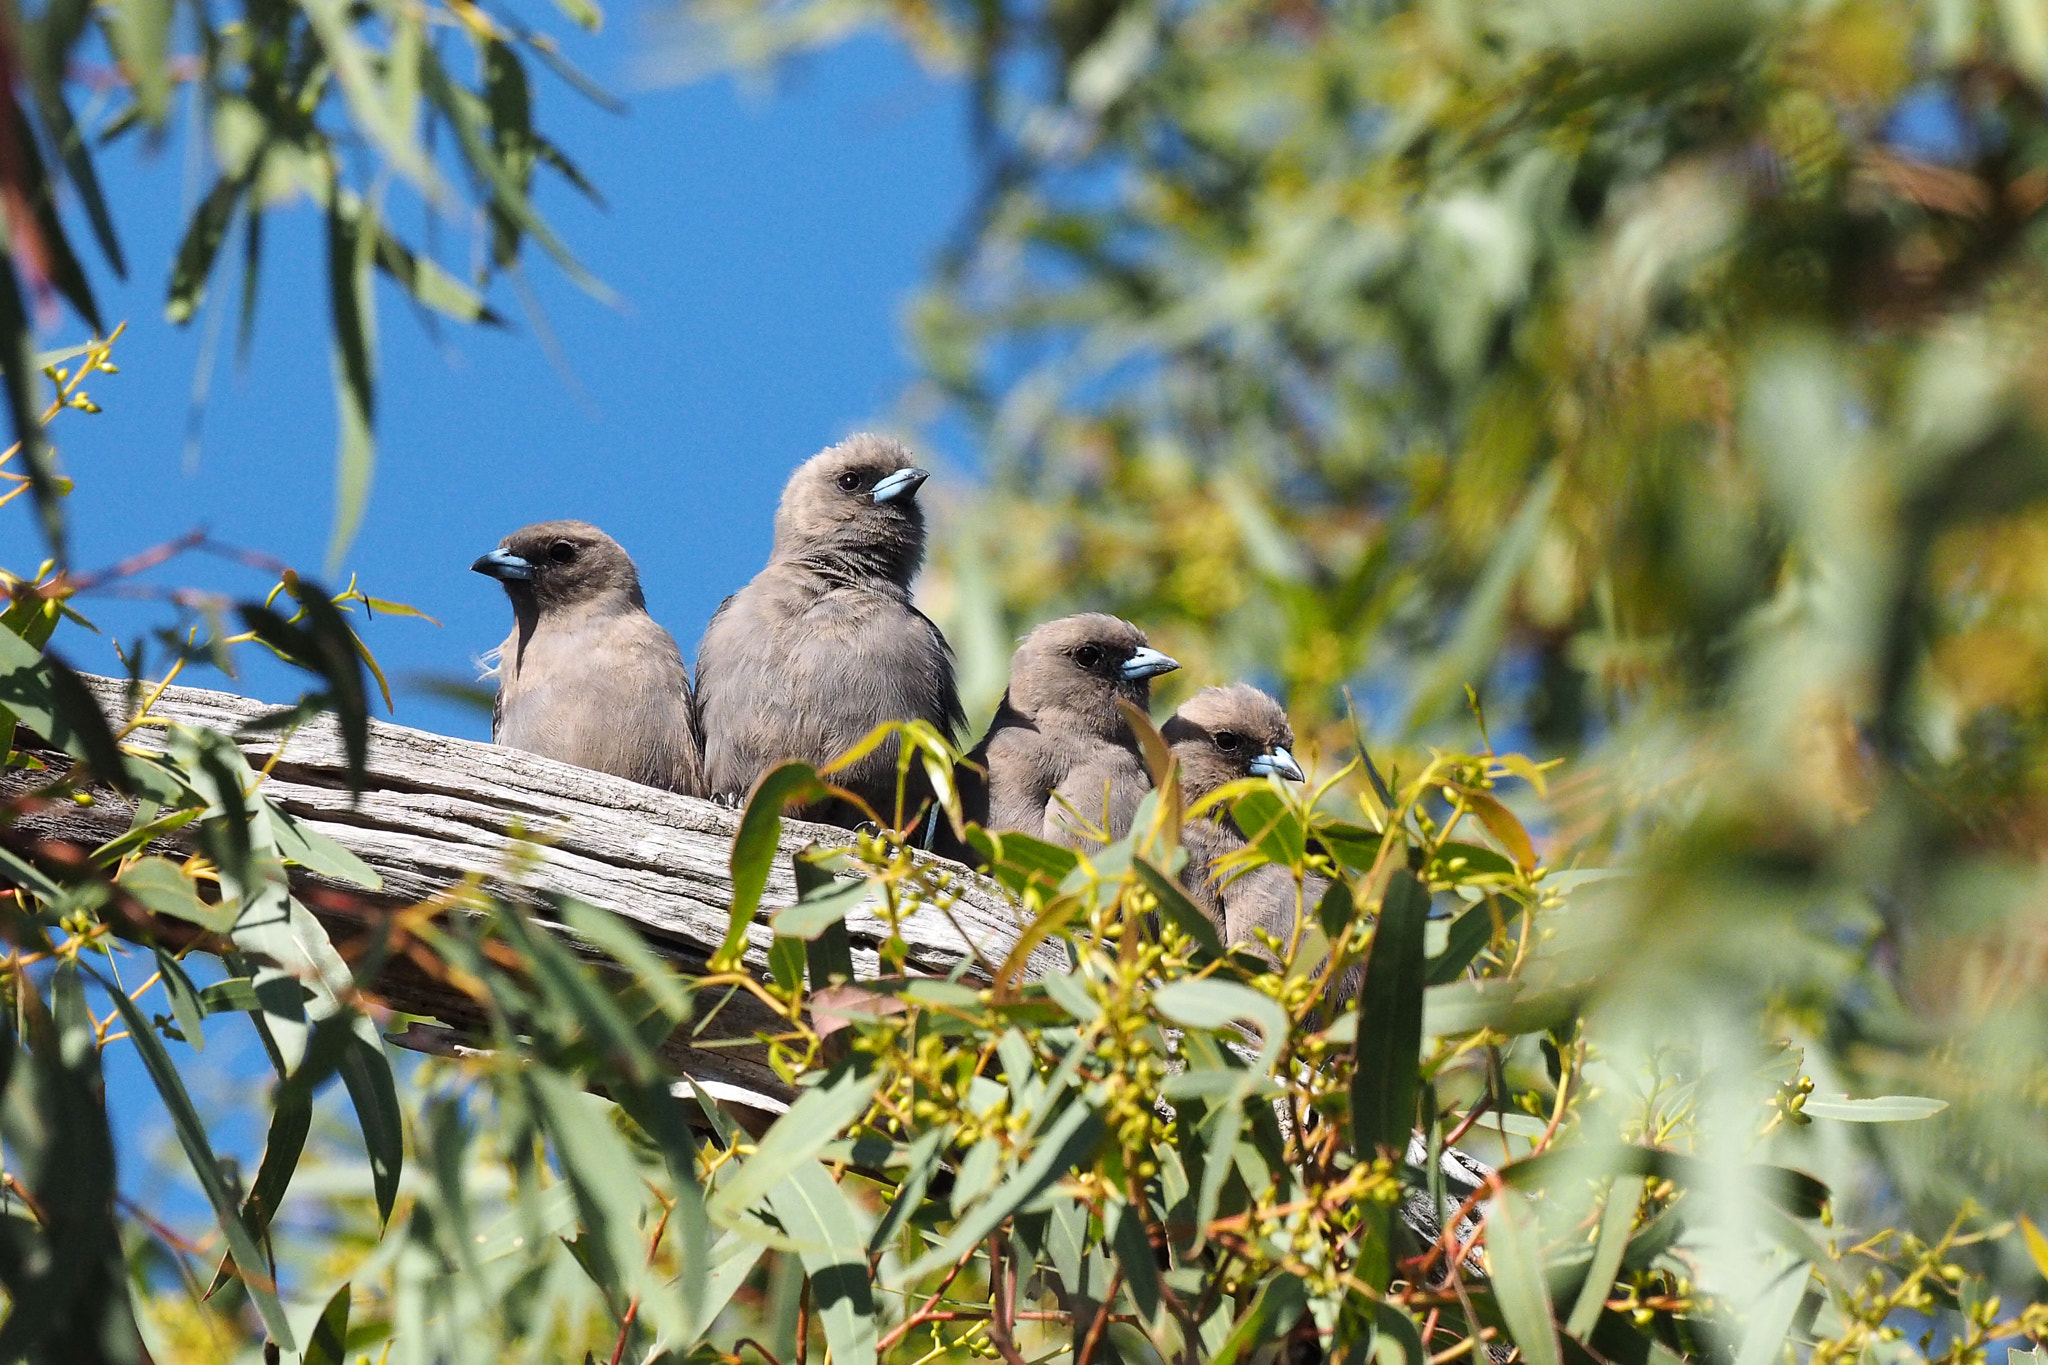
[1162,684,1303,807]
[472,520,645,614]
[773,434,930,584]
[1009,613,1180,735]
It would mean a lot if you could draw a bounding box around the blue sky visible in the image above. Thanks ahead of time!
[16,18,976,1248]
[20,23,974,743]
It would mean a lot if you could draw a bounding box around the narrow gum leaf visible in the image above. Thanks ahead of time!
[1350,870,1429,1157]
[2020,1215,2048,1283]
[93,966,298,1349]
[715,761,829,970]
[1459,787,1536,871]
[1486,1188,1561,1365]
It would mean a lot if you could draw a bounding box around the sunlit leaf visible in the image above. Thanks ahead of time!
[92,965,297,1349]
[714,761,830,970]
[706,1066,878,1225]
[764,1162,877,1365]
[1798,1094,1947,1122]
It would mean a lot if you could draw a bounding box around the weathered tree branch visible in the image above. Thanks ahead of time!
[5,675,1050,1106]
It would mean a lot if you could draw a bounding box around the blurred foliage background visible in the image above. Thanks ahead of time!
[683,0,2048,1233]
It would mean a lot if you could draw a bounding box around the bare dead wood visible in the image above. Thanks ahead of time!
[4,675,1051,1107]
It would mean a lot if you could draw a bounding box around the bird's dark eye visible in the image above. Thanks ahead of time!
[548,540,577,564]
[836,471,864,492]
[1074,644,1103,669]
[1214,731,1243,753]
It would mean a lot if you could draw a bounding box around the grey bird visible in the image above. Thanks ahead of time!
[962,614,1181,850]
[695,434,964,826]
[1162,683,1326,948]
[472,520,704,794]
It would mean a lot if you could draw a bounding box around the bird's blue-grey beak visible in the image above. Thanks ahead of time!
[472,547,534,581]
[1248,747,1305,783]
[871,467,930,504]
[1120,647,1180,681]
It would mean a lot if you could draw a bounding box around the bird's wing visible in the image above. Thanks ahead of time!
[691,592,740,705]
[911,604,968,736]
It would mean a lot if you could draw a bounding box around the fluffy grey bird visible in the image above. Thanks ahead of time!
[1162,683,1325,947]
[472,520,704,794]
[963,614,1181,850]
[695,434,964,826]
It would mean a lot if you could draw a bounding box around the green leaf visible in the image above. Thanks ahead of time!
[271,814,380,890]
[1734,1257,1811,1365]
[897,1100,1102,1281]
[1425,901,1496,986]
[198,977,263,1015]
[338,1013,403,1226]
[92,964,297,1349]
[1370,1299,1427,1365]
[700,1229,771,1335]
[1351,870,1429,1157]
[545,0,603,32]
[1502,1145,1830,1221]
[373,230,505,326]
[166,174,247,324]
[323,185,377,577]
[1042,970,1100,1023]
[549,894,693,1025]
[24,0,125,279]
[302,1281,351,1365]
[1798,1094,1947,1122]
[1230,787,1307,868]
[1153,978,1289,1091]
[795,849,857,990]
[1136,857,1227,960]
[417,43,610,300]
[0,242,58,558]
[1459,791,1536,872]
[1185,1096,1241,1253]
[0,976,144,1363]
[524,1066,659,1295]
[774,867,873,941]
[492,898,667,1084]
[868,1129,945,1257]
[967,827,1081,898]
[207,1091,311,1297]
[1209,1271,1307,1365]
[1565,1175,1643,1339]
[1433,842,1517,879]
[297,0,439,194]
[483,39,537,269]
[2021,1216,2048,1284]
[765,1162,877,1365]
[119,857,235,933]
[152,948,207,1050]
[0,635,140,794]
[1106,1198,1161,1320]
[1316,876,1356,940]
[707,1066,879,1225]
[105,0,172,126]
[1487,1188,1560,1365]
[714,761,830,971]
[1315,821,1385,876]
[1423,982,1581,1037]
[3,91,100,331]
